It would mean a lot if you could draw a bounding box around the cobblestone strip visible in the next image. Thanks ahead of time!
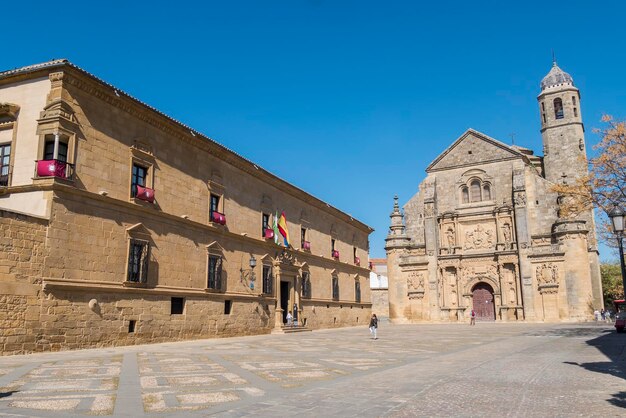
[113,352,145,417]
[0,364,40,389]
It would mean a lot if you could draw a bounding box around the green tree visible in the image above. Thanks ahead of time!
[601,263,624,309]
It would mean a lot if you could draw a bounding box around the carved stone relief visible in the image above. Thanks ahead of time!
[463,224,495,250]
[407,271,426,299]
[277,249,296,265]
[536,263,559,286]
[407,271,425,292]
[502,264,517,305]
[514,191,526,207]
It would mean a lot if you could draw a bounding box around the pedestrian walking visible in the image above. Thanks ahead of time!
[369,313,378,339]
[470,309,476,326]
[286,311,293,327]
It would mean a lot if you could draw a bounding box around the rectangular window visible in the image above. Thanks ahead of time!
[207,255,222,290]
[224,300,232,315]
[331,238,336,251]
[44,138,68,162]
[210,194,220,219]
[332,276,339,300]
[355,281,361,303]
[128,320,136,333]
[262,213,270,236]
[171,297,185,315]
[131,164,147,198]
[127,239,149,283]
[301,228,306,247]
[263,265,273,295]
[0,143,10,187]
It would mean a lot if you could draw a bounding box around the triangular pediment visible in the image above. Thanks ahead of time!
[426,129,524,173]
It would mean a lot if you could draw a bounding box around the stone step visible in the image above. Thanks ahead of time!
[271,326,313,334]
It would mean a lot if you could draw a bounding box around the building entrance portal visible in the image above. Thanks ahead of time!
[472,282,495,321]
[280,280,290,324]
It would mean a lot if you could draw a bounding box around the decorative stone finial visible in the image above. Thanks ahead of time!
[385,195,411,251]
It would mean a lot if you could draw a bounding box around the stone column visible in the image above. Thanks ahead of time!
[513,168,534,320]
[53,132,60,160]
[274,269,283,328]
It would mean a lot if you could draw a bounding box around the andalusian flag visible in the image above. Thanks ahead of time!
[278,211,290,247]
[272,212,281,246]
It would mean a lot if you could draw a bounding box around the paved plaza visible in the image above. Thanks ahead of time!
[0,322,624,417]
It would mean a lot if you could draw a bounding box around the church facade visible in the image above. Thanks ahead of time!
[385,63,602,323]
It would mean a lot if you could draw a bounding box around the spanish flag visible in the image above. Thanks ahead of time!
[277,211,290,247]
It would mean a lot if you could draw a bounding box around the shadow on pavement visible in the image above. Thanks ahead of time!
[0,391,18,399]
[562,326,626,409]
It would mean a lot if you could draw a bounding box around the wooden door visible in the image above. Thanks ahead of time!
[472,283,495,321]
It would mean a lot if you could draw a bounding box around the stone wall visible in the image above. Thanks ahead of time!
[370,288,389,319]
[0,210,47,354]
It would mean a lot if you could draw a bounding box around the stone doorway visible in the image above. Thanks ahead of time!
[472,282,495,321]
[280,280,290,324]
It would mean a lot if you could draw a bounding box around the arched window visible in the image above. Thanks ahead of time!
[461,186,469,204]
[482,184,491,201]
[470,180,481,202]
[554,98,564,119]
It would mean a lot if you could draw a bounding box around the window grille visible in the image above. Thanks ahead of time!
[127,239,149,283]
[207,255,222,290]
[262,265,273,295]
[302,271,311,298]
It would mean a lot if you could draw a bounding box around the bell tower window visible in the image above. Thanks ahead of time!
[554,98,564,119]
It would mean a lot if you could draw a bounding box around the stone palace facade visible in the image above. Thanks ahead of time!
[0,60,372,355]
[386,62,602,323]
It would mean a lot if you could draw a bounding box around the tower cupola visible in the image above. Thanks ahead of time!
[540,61,574,91]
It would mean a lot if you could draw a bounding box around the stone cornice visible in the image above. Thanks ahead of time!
[42,278,268,301]
[4,183,371,276]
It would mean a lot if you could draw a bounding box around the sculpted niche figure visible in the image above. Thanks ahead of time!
[445,227,455,248]
[502,223,512,242]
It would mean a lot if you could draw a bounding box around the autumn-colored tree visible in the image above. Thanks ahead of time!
[552,115,626,243]
[601,263,624,309]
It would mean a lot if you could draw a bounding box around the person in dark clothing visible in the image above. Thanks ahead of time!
[369,314,378,339]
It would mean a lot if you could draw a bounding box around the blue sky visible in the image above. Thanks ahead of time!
[4,1,626,261]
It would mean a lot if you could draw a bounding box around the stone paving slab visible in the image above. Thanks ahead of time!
[0,322,623,417]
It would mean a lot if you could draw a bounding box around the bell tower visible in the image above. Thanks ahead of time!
[537,60,588,184]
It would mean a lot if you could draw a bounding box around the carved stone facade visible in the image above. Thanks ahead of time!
[386,62,603,323]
